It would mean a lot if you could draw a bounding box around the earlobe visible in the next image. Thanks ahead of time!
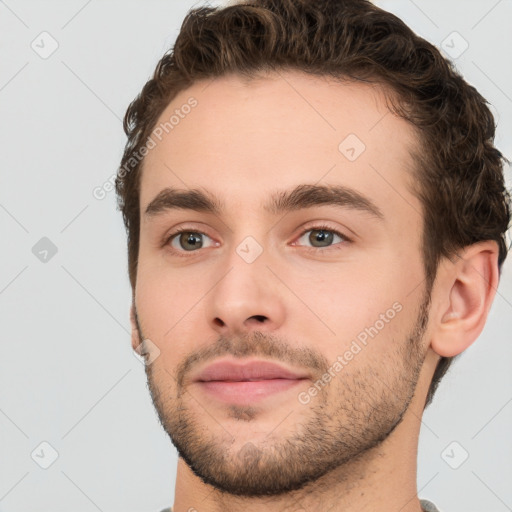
[431,241,500,358]
[130,301,142,351]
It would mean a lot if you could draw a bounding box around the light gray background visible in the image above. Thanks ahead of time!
[1,1,511,511]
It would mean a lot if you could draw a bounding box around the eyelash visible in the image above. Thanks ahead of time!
[164,224,351,257]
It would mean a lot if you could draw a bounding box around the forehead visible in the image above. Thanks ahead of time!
[139,70,421,221]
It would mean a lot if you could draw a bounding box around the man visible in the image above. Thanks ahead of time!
[115,0,510,511]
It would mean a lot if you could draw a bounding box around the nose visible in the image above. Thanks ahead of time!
[205,243,286,336]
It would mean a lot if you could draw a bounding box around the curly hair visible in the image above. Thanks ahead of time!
[115,0,511,408]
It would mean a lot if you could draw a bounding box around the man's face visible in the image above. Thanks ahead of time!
[133,71,431,496]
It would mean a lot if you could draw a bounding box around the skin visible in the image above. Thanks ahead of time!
[130,70,499,512]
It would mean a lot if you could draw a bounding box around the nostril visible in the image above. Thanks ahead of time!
[251,315,267,323]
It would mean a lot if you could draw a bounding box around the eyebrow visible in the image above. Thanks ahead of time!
[144,183,384,220]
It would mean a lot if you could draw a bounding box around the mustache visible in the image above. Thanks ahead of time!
[132,306,329,387]
[175,331,329,389]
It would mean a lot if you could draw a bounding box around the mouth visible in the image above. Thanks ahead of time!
[192,359,310,405]
[196,378,307,405]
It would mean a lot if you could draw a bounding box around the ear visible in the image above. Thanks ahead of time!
[130,301,142,351]
[430,241,500,358]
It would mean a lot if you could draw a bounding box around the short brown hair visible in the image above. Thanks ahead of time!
[115,0,511,408]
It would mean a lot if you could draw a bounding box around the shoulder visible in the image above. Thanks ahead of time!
[420,498,442,512]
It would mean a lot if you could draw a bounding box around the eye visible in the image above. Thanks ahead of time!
[294,225,350,250]
[166,228,216,253]
[164,224,351,256]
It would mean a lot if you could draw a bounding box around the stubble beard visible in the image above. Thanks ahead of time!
[140,292,430,497]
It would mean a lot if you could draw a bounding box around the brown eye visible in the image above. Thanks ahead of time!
[168,230,213,252]
[308,229,335,247]
[296,226,347,249]
[178,232,203,251]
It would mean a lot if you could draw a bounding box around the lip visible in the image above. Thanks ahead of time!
[192,358,310,405]
[193,359,310,382]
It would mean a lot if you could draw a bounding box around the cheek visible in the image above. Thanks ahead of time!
[287,252,422,358]
[135,260,210,353]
